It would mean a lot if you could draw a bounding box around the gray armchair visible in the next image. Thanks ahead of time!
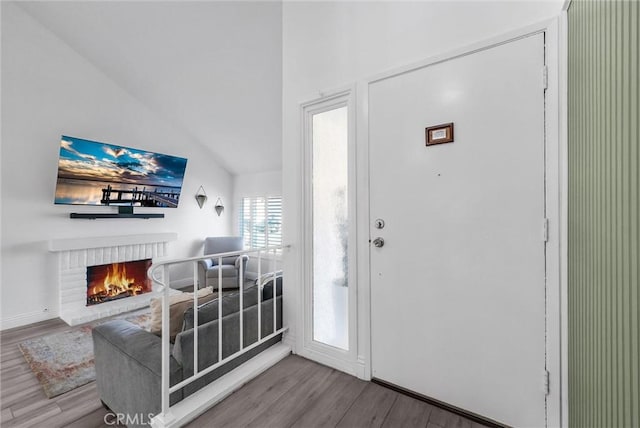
[197,237,248,290]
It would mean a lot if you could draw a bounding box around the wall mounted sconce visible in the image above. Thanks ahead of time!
[214,198,224,216]
[195,186,208,209]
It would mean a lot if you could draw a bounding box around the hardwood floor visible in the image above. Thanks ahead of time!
[1,318,489,428]
[186,355,489,428]
[0,318,123,428]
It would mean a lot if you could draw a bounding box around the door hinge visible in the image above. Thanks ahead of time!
[542,66,548,90]
[543,218,549,242]
[543,369,550,395]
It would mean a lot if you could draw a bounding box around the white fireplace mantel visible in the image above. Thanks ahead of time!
[49,232,178,325]
[49,232,177,252]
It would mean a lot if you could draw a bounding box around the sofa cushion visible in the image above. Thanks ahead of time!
[182,285,261,331]
[149,287,215,341]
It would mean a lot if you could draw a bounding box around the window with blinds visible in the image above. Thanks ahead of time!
[239,196,282,249]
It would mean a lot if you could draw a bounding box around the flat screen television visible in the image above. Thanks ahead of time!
[54,136,188,211]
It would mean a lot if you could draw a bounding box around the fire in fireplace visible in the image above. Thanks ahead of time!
[86,259,152,306]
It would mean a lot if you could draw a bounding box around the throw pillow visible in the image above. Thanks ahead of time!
[149,287,215,341]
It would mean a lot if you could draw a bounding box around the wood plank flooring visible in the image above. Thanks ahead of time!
[2,318,489,428]
[0,318,125,428]
[186,355,490,428]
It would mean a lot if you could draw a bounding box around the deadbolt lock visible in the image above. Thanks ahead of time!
[374,219,385,229]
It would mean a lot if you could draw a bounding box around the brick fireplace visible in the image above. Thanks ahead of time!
[49,233,177,325]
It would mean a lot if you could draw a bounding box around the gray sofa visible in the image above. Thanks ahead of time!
[92,277,282,428]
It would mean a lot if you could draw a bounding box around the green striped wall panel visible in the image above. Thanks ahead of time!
[568,0,639,427]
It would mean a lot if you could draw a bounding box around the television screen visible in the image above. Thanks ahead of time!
[54,136,188,208]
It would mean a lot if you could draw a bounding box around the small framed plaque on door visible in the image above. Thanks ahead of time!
[425,123,454,146]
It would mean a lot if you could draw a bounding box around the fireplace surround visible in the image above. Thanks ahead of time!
[49,233,177,325]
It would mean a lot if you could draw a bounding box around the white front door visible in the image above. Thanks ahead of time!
[369,33,547,427]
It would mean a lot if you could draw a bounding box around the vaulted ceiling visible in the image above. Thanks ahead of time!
[17,1,283,175]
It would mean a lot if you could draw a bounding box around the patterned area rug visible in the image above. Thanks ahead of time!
[18,310,151,398]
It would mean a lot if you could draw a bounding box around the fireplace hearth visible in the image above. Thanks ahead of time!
[87,259,152,306]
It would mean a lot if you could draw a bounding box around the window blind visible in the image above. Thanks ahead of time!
[239,196,282,249]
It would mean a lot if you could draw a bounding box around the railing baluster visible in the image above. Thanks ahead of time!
[168,327,288,393]
[257,250,262,340]
[239,255,244,350]
[272,248,277,333]
[218,257,223,363]
[193,261,199,375]
[161,265,171,421]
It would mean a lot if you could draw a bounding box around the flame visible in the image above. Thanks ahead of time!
[103,263,140,296]
[87,262,147,304]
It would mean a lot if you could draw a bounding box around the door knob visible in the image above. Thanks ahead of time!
[372,237,385,248]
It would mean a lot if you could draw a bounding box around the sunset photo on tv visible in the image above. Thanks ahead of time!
[54,136,188,207]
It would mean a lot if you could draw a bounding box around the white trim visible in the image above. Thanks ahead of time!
[48,233,177,252]
[543,18,563,428]
[559,9,570,428]
[0,310,57,331]
[365,18,556,85]
[296,347,359,378]
[169,329,288,393]
[150,343,291,428]
[356,77,372,381]
[357,17,563,428]
[0,270,188,331]
[282,331,296,350]
[299,85,361,375]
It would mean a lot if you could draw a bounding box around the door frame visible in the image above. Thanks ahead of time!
[356,18,563,427]
[297,87,362,375]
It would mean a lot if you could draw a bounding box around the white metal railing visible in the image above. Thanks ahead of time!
[147,245,289,425]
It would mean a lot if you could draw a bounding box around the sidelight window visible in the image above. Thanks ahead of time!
[308,102,350,350]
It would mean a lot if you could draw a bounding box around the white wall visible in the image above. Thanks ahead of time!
[282,1,563,366]
[15,1,284,175]
[0,3,232,329]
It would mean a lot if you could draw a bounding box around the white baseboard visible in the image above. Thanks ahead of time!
[282,331,296,352]
[1,310,57,331]
[150,342,291,428]
[1,277,190,331]
[297,347,360,378]
[355,357,369,381]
